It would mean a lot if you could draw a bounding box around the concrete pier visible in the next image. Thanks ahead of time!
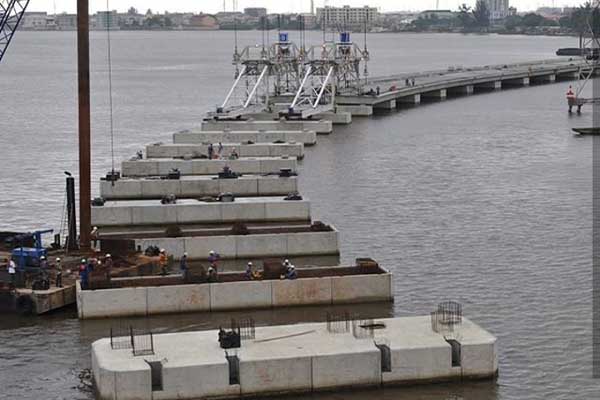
[336,104,373,116]
[173,130,316,146]
[397,94,421,105]
[502,77,530,87]
[91,197,311,227]
[76,263,393,318]
[132,228,340,260]
[448,85,474,95]
[91,316,497,400]
[201,119,332,134]
[147,142,305,159]
[100,175,299,200]
[317,111,352,125]
[422,89,447,100]
[121,157,297,177]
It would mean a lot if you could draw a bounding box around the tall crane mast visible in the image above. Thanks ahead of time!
[0,0,30,63]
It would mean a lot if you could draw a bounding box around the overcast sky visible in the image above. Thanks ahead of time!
[31,0,587,14]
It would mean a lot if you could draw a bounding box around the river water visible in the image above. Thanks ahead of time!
[0,31,597,399]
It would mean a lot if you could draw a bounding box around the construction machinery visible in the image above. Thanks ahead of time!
[0,0,30,63]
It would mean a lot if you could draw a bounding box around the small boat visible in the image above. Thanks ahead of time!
[572,127,600,135]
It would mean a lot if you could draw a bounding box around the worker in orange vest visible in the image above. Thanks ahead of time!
[159,249,168,275]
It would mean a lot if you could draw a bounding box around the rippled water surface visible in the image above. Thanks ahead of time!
[0,31,597,399]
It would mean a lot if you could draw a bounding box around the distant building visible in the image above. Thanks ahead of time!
[485,0,509,21]
[96,10,119,30]
[188,14,219,30]
[118,12,145,28]
[244,8,267,18]
[419,10,454,20]
[55,13,77,30]
[316,5,379,28]
[215,11,244,24]
[21,12,48,30]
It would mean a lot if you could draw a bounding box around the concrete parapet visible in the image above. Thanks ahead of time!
[148,142,305,158]
[91,316,498,399]
[201,119,332,134]
[133,229,339,261]
[121,157,297,177]
[172,130,316,146]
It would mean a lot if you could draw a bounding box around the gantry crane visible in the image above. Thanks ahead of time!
[0,0,30,63]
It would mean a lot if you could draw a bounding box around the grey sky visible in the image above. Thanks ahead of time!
[33,1,587,14]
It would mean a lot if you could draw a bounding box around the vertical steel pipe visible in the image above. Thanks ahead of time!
[77,0,91,250]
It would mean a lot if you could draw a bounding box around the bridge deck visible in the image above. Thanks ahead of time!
[338,58,590,106]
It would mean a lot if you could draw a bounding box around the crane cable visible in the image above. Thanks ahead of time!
[106,0,116,185]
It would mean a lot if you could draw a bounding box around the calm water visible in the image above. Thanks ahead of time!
[0,31,597,399]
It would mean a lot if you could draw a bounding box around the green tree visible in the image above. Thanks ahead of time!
[505,15,522,31]
[521,13,545,28]
[472,0,490,28]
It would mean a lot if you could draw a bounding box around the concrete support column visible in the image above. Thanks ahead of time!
[475,81,501,91]
[502,77,530,87]
[374,99,397,110]
[422,89,447,100]
[448,85,474,95]
[398,94,421,105]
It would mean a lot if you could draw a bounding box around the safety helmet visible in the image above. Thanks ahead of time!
[106,254,111,258]
[209,250,215,255]
[56,257,61,262]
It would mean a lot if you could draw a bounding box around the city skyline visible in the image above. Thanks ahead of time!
[30,0,588,15]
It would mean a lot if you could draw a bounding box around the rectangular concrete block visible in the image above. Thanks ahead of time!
[239,357,312,394]
[91,206,133,227]
[140,180,181,198]
[158,161,193,176]
[159,363,239,400]
[79,286,148,318]
[331,273,392,304]
[219,178,259,196]
[221,202,266,222]
[257,177,297,196]
[286,231,339,256]
[115,368,152,400]
[461,341,498,378]
[235,234,288,258]
[146,284,211,314]
[312,349,381,389]
[100,180,143,199]
[336,104,373,116]
[122,160,159,177]
[184,236,237,259]
[210,280,272,311]
[385,345,455,383]
[131,203,178,225]
[265,201,310,221]
[179,179,220,197]
[271,277,332,306]
[176,202,222,224]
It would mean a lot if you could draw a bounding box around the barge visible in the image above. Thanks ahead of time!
[76,260,392,318]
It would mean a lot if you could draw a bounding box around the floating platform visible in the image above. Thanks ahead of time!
[201,119,333,134]
[147,142,304,159]
[100,175,299,200]
[2,285,76,315]
[173,130,316,146]
[76,262,392,318]
[121,157,297,177]
[91,197,311,227]
[91,316,497,400]
[573,127,600,135]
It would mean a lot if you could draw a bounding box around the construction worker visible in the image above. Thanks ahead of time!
[208,250,220,270]
[159,249,168,275]
[285,264,297,280]
[180,252,189,280]
[218,142,224,157]
[39,256,48,269]
[245,262,253,280]
[104,254,113,281]
[207,265,218,282]
[79,259,89,290]
[208,143,214,160]
[7,258,16,287]
[55,257,62,288]
[91,226,99,251]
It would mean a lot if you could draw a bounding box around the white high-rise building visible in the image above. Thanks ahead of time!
[316,5,378,28]
[486,0,510,21]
